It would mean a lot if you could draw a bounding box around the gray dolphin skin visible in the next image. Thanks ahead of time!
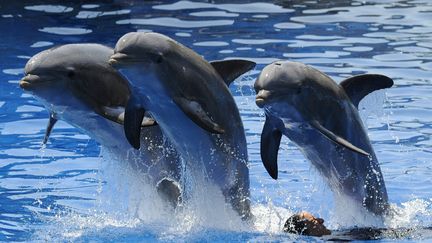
[254,61,393,216]
[19,44,182,206]
[109,32,255,220]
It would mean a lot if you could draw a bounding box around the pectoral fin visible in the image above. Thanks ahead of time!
[339,74,393,108]
[101,106,156,127]
[124,96,146,149]
[260,115,282,179]
[173,97,224,134]
[42,113,57,144]
[210,59,256,86]
[310,120,369,156]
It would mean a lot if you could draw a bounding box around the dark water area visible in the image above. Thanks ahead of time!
[1,0,431,241]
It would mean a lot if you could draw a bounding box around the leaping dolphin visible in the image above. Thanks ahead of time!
[254,61,392,216]
[109,32,256,220]
[19,44,182,206]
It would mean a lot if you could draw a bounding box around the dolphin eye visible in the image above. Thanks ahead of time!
[155,55,163,64]
[67,70,75,78]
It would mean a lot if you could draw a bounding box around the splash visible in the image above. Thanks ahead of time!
[358,89,386,128]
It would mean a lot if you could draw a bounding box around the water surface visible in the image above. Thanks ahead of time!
[1,0,432,241]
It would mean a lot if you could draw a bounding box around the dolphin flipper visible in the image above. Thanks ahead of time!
[101,106,156,127]
[339,74,393,108]
[173,97,225,134]
[261,115,282,179]
[210,60,256,86]
[310,120,369,156]
[124,96,146,149]
[42,114,58,144]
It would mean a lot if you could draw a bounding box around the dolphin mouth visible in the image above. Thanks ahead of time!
[19,74,46,90]
[109,53,140,67]
[255,89,271,108]
[108,53,127,65]
[255,97,266,108]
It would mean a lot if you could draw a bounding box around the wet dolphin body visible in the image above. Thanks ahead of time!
[109,32,256,219]
[19,44,182,206]
[254,61,393,216]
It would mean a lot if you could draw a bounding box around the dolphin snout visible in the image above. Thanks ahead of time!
[255,90,271,108]
[108,53,129,66]
[19,74,41,90]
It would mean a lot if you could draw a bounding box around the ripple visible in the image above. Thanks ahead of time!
[81,4,99,9]
[193,41,229,47]
[343,46,374,52]
[219,50,234,54]
[232,39,290,45]
[283,51,350,58]
[0,148,79,158]
[294,4,432,27]
[287,37,387,48]
[274,22,305,29]
[76,10,130,19]
[16,105,45,113]
[398,26,432,34]
[154,1,293,13]
[190,11,238,18]
[395,46,431,53]
[25,5,73,13]
[0,119,72,136]
[175,32,191,37]
[296,35,343,40]
[373,53,419,61]
[2,68,23,76]
[116,17,233,28]
[364,32,414,39]
[418,42,432,49]
[30,41,54,48]
[252,15,268,19]
[38,27,92,35]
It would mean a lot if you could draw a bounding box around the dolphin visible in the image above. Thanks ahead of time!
[109,32,256,220]
[254,61,393,216]
[19,43,182,206]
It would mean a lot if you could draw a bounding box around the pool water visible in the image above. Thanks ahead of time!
[1,0,432,242]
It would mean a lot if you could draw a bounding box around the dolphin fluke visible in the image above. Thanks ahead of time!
[173,97,225,134]
[260,115,282,179]
[339,74,394,108]
[210,59,256,86]
[310,120,369,156]
[124,96,146,149]
[42,114,57,144]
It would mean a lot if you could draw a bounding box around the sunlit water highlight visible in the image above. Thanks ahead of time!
[1,0,432,241]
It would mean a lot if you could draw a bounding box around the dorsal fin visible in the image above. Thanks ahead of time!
[210,59,256,86]
[339,74,393,108]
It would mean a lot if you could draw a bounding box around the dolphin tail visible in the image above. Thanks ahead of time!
[310,120,369,156]
[124,96,146,149]
[43,114,57,145]
[260,115,282,179]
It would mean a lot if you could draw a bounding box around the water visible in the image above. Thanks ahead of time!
[1,0,432,241]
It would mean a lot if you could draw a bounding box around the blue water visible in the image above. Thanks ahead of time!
[1,0,432,242]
